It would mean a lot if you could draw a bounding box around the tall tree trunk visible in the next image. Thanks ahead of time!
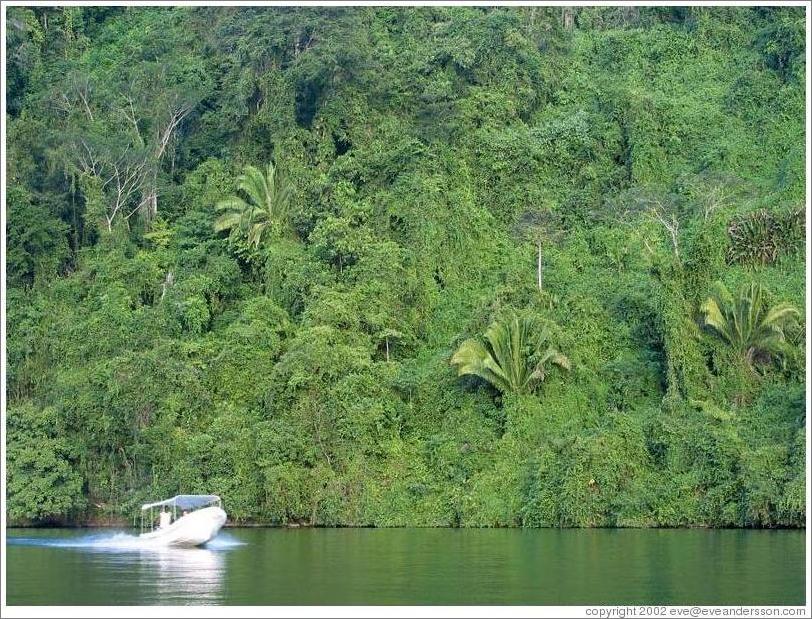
[148,190,157,220]
[140,179,158,224]
[562,7,574,30]
[622,6,639,26]
[70,175,81,250]
[537,240,543,291]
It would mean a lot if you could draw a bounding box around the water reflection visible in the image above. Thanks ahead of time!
[139,547,225,604]
[6,530,230,605]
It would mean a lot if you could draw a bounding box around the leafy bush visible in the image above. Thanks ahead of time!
[727,208,804,265]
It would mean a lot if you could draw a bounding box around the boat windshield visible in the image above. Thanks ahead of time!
[139,495,221,534]
[141,494,221,512]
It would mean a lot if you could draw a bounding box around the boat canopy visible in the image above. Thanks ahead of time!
[141,494,221,511]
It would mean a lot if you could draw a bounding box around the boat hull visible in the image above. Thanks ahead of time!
[139,506,227,547]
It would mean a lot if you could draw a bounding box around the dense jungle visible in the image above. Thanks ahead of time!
[5,6,807,528]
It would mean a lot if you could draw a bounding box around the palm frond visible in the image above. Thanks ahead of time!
[213,211,243,233]
[451,338,512,394]
[215,197,249,213]
[238,165,267,211]
[212,161,295,248]
[700,280,801,368]
[452,312,569,395]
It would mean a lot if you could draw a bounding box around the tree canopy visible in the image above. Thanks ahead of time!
[5,6,806,528]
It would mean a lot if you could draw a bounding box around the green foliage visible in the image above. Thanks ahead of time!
[7,404,86,522]
[727,208,804,266]
[6,185,70,287]
[205,297,291,407]
[5,6,805,528]
[215,162,295,248]
[700,281,800,369]
[451,312,570,395]
[519,412,653,527]
[755,9,806,82]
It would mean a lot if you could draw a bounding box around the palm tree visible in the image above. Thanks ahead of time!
[700,281,800,368]
[451,312,570,395]
[214,162,293,248]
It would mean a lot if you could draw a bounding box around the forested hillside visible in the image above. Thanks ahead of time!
[5,6,806,527]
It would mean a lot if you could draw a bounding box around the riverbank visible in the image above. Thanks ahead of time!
[7,520,806,530]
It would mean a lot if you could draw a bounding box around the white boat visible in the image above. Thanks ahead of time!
[139,495,227,548]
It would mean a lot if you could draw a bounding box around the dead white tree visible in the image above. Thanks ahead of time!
[648,196,681,260]
[53,72,95,121]
[675,171,751,222]
[514,208,562,292]
[73,140,152,232]
[139,92,196,220]
[58,66,200,230]
[562,7,574,30]
[608,188,685,262]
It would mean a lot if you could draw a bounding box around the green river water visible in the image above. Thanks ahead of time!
[5,527,805,605]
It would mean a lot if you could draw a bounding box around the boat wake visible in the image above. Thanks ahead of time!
[7,531,245,551]
[204,533,245,549]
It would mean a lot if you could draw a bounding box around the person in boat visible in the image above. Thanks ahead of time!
[159,507,172,529]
